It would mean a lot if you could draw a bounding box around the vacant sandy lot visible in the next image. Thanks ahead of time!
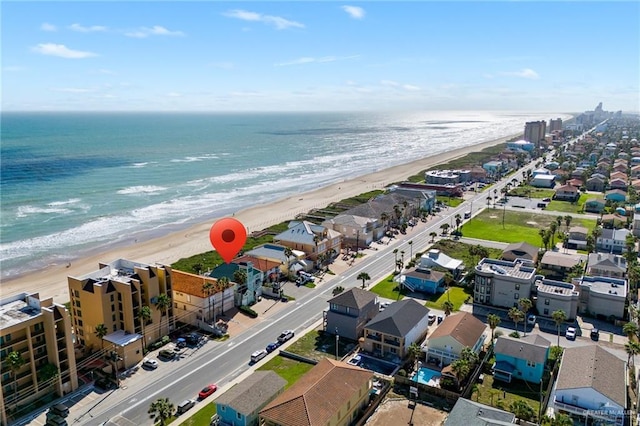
[366,398,448,426]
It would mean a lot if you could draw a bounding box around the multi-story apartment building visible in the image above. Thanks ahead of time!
[474,258,538,309]
[67,259,174,352]
[524,121,547,146]
[534,279,579,320]
[577,276,627,320]
[549,118,563,132]
[0,293,78,426]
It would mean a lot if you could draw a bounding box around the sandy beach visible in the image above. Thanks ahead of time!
[2,133,519,303]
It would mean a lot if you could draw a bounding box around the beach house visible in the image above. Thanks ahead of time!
[500,241,539,263]
[419,249,464,280]
[400,268,446,295]
[322,214,384,249]
[324,288,379,341]
[274,221,342,266]
[423,312,486,367]
[587,253,627,279]
[493,334,550,384]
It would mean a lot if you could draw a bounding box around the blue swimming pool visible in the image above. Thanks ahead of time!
[354,354,398,376]
[412,367,441,386]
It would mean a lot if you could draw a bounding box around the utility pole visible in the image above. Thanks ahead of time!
[335,327,339,360]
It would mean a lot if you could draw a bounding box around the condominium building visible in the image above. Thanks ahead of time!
[549,118,563,132]
[534,279,579,320]
[0,293,78,426]
[577,276,627,320]
[474,258,538,308]
[67,259,174,352]
[524,120,547,145]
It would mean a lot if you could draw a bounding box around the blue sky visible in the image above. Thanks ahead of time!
[2,1,639,112]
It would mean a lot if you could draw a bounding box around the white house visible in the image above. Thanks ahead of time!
[596,228,631,254]
[552,345,627,426]
[423,312,486,367]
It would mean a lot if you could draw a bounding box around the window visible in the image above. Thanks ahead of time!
[78,329,84,336]
[544,309,549,315]
[514,293,519,299]
[74,290,80,298]
[221,406,225,412]
[111,304,115,312]
[77,319,83,327]
[545,299,550,305]
[110,294,114,302]
[112,324,117,331]
[76,310,82,317]
[236,412,241,420]
[174,302,178,308]
[515,284,520,290]
[118,293,122,301]
[75,300,81,308]
[527,360,536,367]
[112,314,116,322]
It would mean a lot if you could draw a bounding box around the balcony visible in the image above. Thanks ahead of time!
[553,399,624,425]
[366,334,382,342]
[383,338,400,347]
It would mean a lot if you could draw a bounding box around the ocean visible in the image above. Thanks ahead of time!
[0,111,568,279]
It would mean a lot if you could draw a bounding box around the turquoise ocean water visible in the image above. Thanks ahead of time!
[0,111,566,279]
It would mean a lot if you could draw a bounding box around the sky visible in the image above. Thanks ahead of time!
[2,1,639,112]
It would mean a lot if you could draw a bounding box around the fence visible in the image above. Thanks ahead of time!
[278,350,318,365]
[461,348,493,399]
[394,375,460,404]
[353,380,392,426]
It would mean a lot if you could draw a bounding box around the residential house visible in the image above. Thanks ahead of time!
[630,179,640,191]
[577,276,627,320]
[469,166,488,182]
[605,189,627,203]
[345,191,430,226]
[600,214,626,230]
[596,228,631,253]
[493,334,550,384]
[209,261,263,306]
[0,293,78,426]
[530,174,556,188]
[233,255,282,298]
[608,178,629,191]
[172,270,235,331]
[324,288,379,341]
[587,253,628,279]
[473,258,538,309]
[400,268,446,295]
[554,185,580,202]
[246,243,308,274]
[630,164,640,178]
[566,226,588,250]
[552,345,627,426]
[539,252,586,281]
[584,198,605,213]
[612,163,628,174]
[444,398,516,425]
[545,161,560,170]
[483,160,506,178]
[534,279,579,320]
[532,168,551,177]
[322,214,384,249]
[586,176,606,192]
[391,181,458,199]
[635,213,640,238]
[215,371,286,426]
[67,259,174,350]
[566,178,583,188]
[500,242,539,263]
[274,221,342,265]
[259,358,373,426]
[362,299,430,360]
[609,171,628,182]
[419,249,464,280]
[423,312,486,367]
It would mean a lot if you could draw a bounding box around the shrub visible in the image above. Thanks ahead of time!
[397,369,407,377]
[239,306,258,318]
[509,331,520,338]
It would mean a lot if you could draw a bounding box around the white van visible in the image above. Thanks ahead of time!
[251,349,268,363]
[177,399,195,415]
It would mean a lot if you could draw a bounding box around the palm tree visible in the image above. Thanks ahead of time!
[564,215,573,232]
[454,214,462,231]
[538,229,547,249]
[357,272,371,289]
[450,358,470,387]
[407,342,422,371]
[509,400,535,422]
[94,323,108,349]
[139,305,152,349]
[460,347,479,365]
[202,282,214,323]
[508,307,524,336]
[217,276,230,314]
[487,314,501,346]
[550,413,574,426]
[380,212,389,232]
[551,309,567,347]
[625,341,640,370]
[549,222,557,247]
[440,223,450,235]
[7,351,25,401]
[486,195,492,208]
[555,216,563,233]
[154,293,171,336]
[393,249,399,272]
[442,300,454,316]
[623,321,639,341]
[429,231,437,242]
[148,397,175,426]
[283,247,294,278]
[518,298,532,336]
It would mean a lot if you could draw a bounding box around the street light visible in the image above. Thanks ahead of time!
[335,327,339,360]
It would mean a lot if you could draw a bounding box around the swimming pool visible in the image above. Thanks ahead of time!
[412,367,441,386]
[354,354,398,376]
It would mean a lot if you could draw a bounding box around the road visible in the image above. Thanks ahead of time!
[62,129,600,425]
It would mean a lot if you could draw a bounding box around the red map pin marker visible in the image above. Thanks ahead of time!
[209,217,247,264]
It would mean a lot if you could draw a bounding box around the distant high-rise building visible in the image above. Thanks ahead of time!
[0,293,78,425]
[549,118,563,132]
[524,121,547,145]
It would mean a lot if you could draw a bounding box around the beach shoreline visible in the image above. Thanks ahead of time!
[2,132,520,303]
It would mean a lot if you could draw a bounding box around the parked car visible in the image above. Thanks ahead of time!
[159,349,176,360]
[49,404,69,418]
[428,314,436,325]
[175,338,187,348]
[590,328,600,341]
[437,315,444,325]
[542,197,551,202]
[198,384,218,399]
[277,330,295,343]
[142,358,159,369]
[186,333,201,345]
[250,349,268,363]
[565,326,577,340]
[266,342,279,353]
[177,399,195,415]
[45,413,68,426]
[94,378,116,391]
[527,315,536,325]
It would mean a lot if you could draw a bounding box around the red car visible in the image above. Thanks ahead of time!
[198,384,218,399]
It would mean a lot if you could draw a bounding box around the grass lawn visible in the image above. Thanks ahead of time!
[257,356,315,388]
[462,210,596,246]
[471,374,542,422]
[508,185,556,199]
[284,329,357,362]
[430,240,503,272]
[545,193,601,214]
[370,274,406,301]
[437,196,464,208]
[424,286,471,311]
[175,403,217,426]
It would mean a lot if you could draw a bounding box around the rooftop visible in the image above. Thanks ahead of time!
[535,279,578,297]
[579,276,627,298]
[428,312,486,347]
[75,258,153,286]
[476,258,536,280]
[103,330,143,347]
[0,293,43,329]
[540,251,586,268]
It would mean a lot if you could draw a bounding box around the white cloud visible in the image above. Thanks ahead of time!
[68,23,108,32]
[500,68,540,80]
[40,23,57,32]
[125,26,185,38]
[381,80,400,87]
[97,69,116,75]
[51,87,95,93]
[341,5,365,19]
[31,43,98,59]
[3,66,25,72]
[167,92,182,97]
[223,10,304,30]
[380,80,420,91]
[403,84,421,91]
[275,55,359,66]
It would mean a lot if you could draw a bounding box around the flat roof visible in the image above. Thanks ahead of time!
[581,276,627,298]
[476,258,536,280]
[536,279,578,297]
[0,293,44,329]
[103,330,143,347]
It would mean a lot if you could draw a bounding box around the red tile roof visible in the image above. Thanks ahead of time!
[172,270,224,297]
[232,255,281,272]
